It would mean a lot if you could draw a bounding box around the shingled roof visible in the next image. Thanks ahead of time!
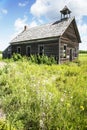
[10,17,80,44]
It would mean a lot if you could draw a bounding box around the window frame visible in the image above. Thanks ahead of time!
[63,44,67,58]
[38,45,44,56]
[26,46,31,56]
[17,46,21,54]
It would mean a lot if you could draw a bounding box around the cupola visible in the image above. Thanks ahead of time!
[60,6,71,20]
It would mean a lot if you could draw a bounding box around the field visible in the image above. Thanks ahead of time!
[0,54,87,130]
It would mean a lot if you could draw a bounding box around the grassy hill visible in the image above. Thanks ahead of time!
[0,54,87,130]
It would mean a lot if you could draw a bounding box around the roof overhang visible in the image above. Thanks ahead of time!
[10,36,59,45]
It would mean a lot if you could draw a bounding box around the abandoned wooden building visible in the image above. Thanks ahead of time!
[3,6,81,63]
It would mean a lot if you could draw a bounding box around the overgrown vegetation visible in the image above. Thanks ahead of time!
[0,119,15,130]
[12,53,57,65]
[0,54,87,130]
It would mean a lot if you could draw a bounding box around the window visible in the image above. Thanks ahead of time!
[38,45,44,56]
[26,46,31,56]
[17,47,21,54]
[63,45,67,58]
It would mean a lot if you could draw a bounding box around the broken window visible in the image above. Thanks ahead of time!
[63,45,67,58]
[26,46,31,56]
[38,45,44,56]
[17,47,21,54]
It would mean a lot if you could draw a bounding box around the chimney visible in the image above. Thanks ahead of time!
[24,25,28,31]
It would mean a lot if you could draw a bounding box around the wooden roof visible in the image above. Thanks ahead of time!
[10,17,81,44]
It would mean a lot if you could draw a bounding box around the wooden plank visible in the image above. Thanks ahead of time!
[63,22,78,43]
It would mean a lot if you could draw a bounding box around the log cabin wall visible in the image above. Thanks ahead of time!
[60,37,79,63]
[12,39,59,62]
[59,22,79,63]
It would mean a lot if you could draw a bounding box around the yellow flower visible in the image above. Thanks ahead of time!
[80,105,84,111]
[67,103,71,107]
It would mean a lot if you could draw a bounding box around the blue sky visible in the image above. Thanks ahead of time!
[0,0,87,51]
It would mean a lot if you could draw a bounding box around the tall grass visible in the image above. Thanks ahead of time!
[79,54,87,61]
[0,54,2,61]
[0,54,87,130]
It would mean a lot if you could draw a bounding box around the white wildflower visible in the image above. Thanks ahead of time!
[60,98,64,102]
[40,119,44,128]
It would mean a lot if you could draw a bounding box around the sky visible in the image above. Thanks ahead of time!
[0,0,87,51]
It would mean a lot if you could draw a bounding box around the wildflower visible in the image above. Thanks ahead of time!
[80,105,84,111]
[40,119,44,128]
[70,96,73,99]
[60,98,64,102]
[64,90,67,93]
[67,103,71,107]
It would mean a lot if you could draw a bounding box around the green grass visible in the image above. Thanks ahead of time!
[0,54,2,60]
[79,54,87,61]
[0,54,87,130]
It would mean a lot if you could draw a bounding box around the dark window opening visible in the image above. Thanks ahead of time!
[17,47,21,54]
[63,45,67,58]
[39,45,44,56]
[26,46,31,56]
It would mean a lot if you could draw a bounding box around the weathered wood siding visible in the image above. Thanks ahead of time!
[3,46,12,58]
[12,39,59,61]
[63,22,78,43]
[59,22,79,63]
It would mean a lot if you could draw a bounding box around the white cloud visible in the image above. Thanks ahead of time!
[10,16,28,40]
[10,17,38,42]
[29,21,37,28]
[30,0,48,18]
[30,0,87,19]
[14,16,28,32]
[38,19,44,24]
[1,9,8,14]
[14,16,37,31]
[78,21,87,50]
[18,1,28,7]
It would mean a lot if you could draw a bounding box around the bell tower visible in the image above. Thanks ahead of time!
[60,6,71,20]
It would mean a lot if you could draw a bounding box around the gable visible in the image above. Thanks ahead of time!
[62,18,81,43]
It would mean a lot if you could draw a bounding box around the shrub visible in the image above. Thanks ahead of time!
[29,55,38,63]
[0,119,16,130]
[12,53,23,61]
[29,55,57,65]
[11,54,57,65]
[0,119,6,130]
